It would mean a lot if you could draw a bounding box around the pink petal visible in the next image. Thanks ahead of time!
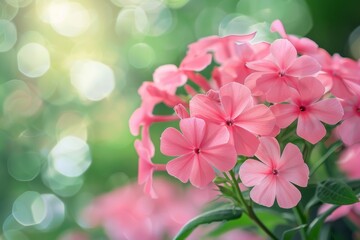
[180,117,206,147]
[174,104,190,119]
[318,204,352,222]
[180,53,212,71]
[246,59,278,72]
[310,98,344,124]
[190,155,215,188]
[129,107,146,136]
[255,137,280,167]
[337,117,360,146]
[296,77,325,105]
[219,82,253,119]
[270,19,287,38]
[190,94,225,123]
[276,176,302,208]
[141,125,155,157]
[250,175,276,207]
[297,112,326,144]
[201,122,229,148]
[331,76,354,99]
[239,159,270,186]
[166,153,195,183]
[263,77,292,103]
[135,140,153,185]
[235,104,275,135]
[232,127,260,156]
[270,103,298,128]
[286,56,321,77]
[160,127,191,156]
[153,64,187,92]
[271,39,297,70]
[201,144,237,172]
[277,143,309,187]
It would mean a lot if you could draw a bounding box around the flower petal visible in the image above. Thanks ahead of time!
[310,98,344,124]
[232,127,260,156]
[190,155,215,188]
[255,137,280,167]
[160,127,191,156]
[250,175,276,207]
[277,143,309,187]
[190,94,225,123]
[297,113,326,144]
[201,144,237,172]
[271,39,297,70]
[180,117,206,147]
[180,53,212,71]
[246,59,278,72]
[239,159,270,187]
[201,122,229,148]
[286,55,321,77]
[296,77,325,105]
[270,103,298,128]
[276,176,302,208]
[235,104,275,135]
[166,153,195,183]
[219,82,253,119]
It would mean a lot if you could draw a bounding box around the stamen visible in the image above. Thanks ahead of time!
[272,169,278,175]
[299,106,306,112]
[194,148,201,154]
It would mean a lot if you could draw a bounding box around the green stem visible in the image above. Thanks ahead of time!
[294,204,308,240]
[228,170,278,240]
[310,142,342,177]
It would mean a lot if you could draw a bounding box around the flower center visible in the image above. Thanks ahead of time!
[226,119,234,126]
[194,148,201,154]
[272,169,279,175]
[278,71,285,77]
[299,106,306,112]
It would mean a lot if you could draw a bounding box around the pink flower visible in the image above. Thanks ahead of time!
[338,143,360,179]
[190,82,275,156]
[239,137,309,208]
[271,77,343,144]
[246,39,321,102]
[337,92,360,145]
[318,202,360,222]
[160,117,237,188]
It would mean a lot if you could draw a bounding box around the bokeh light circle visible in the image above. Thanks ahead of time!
[7,152,43,181]
[47,1,91,37]
[17,43,50,78]
[0,20,17,52]
[0,1,19,20]
[349,25,360,59]
[49,136,91,177]
[5,0,33,8]
[70,60,115,101]
[128,43,155,68]
[35,194,65,231]
[12,191,46,226]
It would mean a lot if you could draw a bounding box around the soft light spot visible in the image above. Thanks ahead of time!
[35,194,65,231]
[70,60,115,101]
[139,1,173,36]
[5,0,33,8]
[17,43,50,78]
[349,25,360,59]
[195,8,226,39]
[12,191,46,226]
[47,0,91,37]
[116,7,148,37]
[0,20,17,52]
[128,43,155,68]
[49,136,91,177]
[0,1,19,20]
[165,0,190,9]
[7,152,43,181]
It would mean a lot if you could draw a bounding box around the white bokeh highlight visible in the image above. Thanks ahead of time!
[17,43,50,78]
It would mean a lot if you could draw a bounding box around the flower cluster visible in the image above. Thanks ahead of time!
[130,19,360,212]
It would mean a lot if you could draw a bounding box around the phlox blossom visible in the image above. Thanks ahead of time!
[271,77,344,144]
[338,143,360,179]
[239,137,309,208]
[245,38,321,102]
[160,117,237,188]
[190,82,275,156]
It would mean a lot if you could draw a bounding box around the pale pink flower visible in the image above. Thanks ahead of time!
[270,19,318,55]
[337,92,360,145]
[160,117,237,188]
[190,82,275,156]
[318,202,360,222]
[338,143,360,179]
[239,137,309,208]
[271,77,343,144]
[153,64,187,94]
[246,39,321,102]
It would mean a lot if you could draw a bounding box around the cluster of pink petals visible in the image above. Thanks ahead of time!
[82,178,263,240]
[239,137,309,208]
[130,18,360,209]
[318,201,360,223]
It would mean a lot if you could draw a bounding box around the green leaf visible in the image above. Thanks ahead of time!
[307,205,339,239]
[281,224,307,240]
[347,179,360,194]
[217,185,235,198]
[316,179,358,205]
[213,177,228,184]
[174,207,242,240]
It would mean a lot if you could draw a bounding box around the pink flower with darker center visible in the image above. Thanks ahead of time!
[190,82,275,156]
[271,77,344,144]
[239,137,309,209]
[160,117,237,188]
[245,39,321,103]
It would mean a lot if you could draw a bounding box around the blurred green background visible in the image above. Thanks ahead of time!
[1,0,360,239]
